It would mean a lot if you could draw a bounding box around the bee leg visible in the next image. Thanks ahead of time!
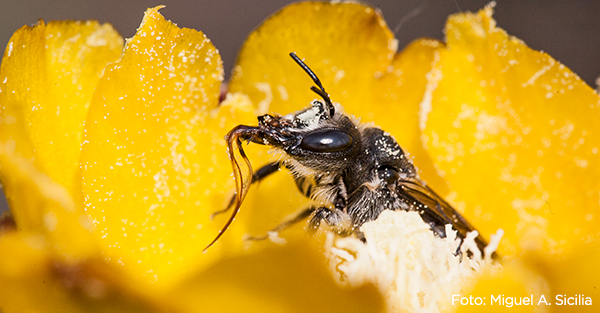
[211,161,281,219]
[245,207,314,241]
[354,230,367,243]
[293,176,314,198]
[307,207,353,236]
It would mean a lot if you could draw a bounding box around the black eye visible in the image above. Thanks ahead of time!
[300,130,353,152]
[377,165,399,185]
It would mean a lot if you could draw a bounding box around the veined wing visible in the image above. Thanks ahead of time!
[397,177,489,254]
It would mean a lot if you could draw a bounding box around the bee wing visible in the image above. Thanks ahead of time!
[397,177,488,252]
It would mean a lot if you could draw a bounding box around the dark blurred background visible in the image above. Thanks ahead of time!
[1,0,599,216]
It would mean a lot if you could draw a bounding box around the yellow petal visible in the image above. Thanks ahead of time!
[543,243,600,312]
[80,7,254,286]
[0,20,124,203]
[0,233,167,313]
[229,2,396,116]
[421,4,600,256]
[456,245,599,313]
[0,143,96,259]
[169,241,384,313]
[455,261,549,313]
[372,38,449,192]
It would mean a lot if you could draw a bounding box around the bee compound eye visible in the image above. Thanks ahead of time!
[377,165,399,185]
[299,130,353,152]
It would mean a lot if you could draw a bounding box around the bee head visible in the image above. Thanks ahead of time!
[250,54,361,173]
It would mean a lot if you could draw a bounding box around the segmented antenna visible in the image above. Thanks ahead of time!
[289,52,335,117]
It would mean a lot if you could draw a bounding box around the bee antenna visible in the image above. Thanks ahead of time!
[289,52,335,117]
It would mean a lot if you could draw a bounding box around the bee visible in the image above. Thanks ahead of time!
[204,53,489,254]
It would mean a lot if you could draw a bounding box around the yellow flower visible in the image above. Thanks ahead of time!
[0,2,598,313]
[0,6,382,313]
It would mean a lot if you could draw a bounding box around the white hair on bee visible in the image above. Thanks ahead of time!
[309,180,343,204]
[293,101,325,127]
[291,102,349,132]
[325,210,502,313]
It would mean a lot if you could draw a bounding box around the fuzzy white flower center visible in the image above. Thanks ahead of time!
[326,210,502,313]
